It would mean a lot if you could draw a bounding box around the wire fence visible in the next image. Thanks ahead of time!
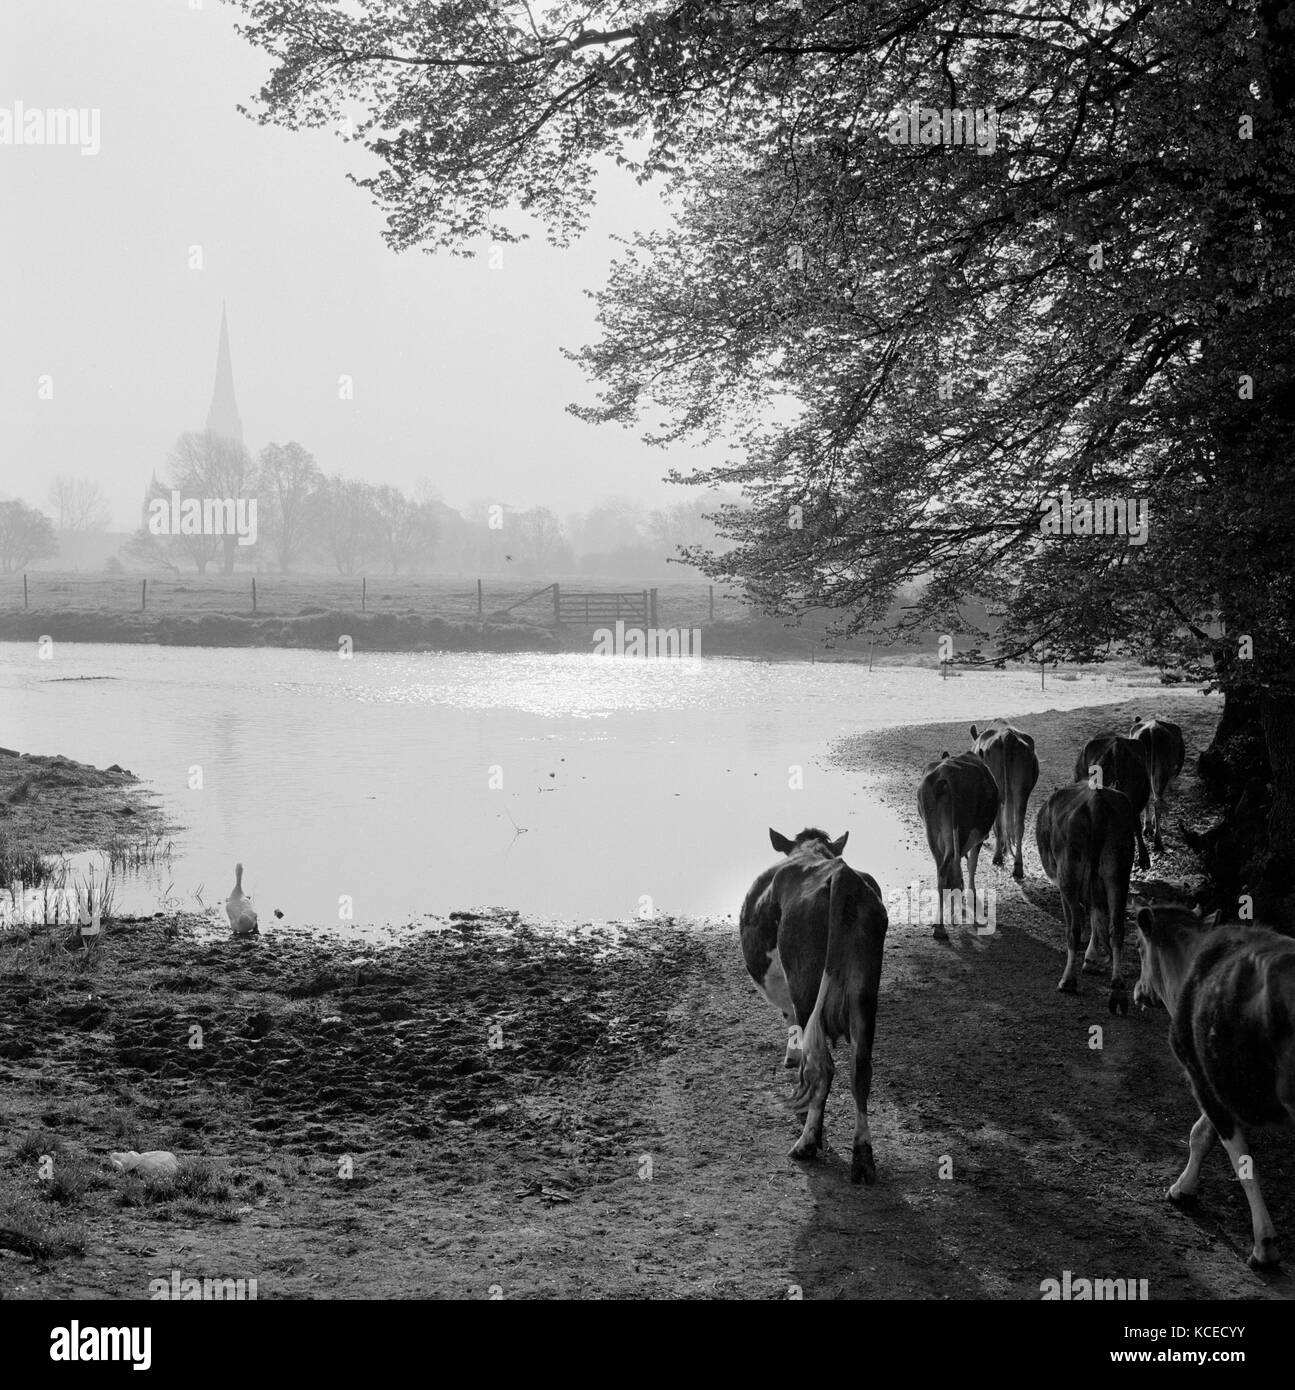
[0,572,751,627]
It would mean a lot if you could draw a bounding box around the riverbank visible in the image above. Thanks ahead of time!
[5,691,1288,1301]
[0,747,170,868]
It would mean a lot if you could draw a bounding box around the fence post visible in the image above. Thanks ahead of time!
[552,583,561,623]
[650,588,658,626]
[708,585,714,622]
[252,576,257,613]
[23,574,28,609]
[477,578,483,617]
[141,578,146,612]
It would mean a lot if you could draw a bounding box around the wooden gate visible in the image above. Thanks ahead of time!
[554,585,655,625]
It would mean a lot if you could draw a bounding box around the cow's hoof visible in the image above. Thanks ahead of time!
[1012,864,1024,881]
[851,1144,877,1186]
[1057,977,1078,994]
[1138,854,1151,871]
[1108,990,1129,1017]
[932,925,949,941]
[992,854,1004,867]
[1166,1187,1199,1210]
[783,1052,802,1070]
[1248,1241,1281,1272]
[789,1139,819,1163]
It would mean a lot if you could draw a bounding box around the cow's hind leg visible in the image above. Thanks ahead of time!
[848,1011,877,1185]
[1134,820,1151,871]
[1082,904,1110,974]
[1167,1112,1217,1210]
[992,804,1006,867]
[1011,799,1027,880]
[1057,892,1082,994]
[1219,1127,1280,1269]
[789,1048,833,1164]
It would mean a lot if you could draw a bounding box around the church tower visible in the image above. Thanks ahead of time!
[206,303,243,444]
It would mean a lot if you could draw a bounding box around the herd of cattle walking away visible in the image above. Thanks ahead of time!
[739,716,1295,1273]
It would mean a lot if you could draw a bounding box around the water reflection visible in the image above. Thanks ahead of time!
[4,644,1169,933]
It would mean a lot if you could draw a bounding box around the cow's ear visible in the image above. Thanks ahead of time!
[970,724,979,740]
[770,829,795,855]
[1136,906,1157,934]
[828,832,848,857]
[941,750,950,760]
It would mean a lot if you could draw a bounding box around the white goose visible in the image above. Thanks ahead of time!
[226,862,259,936]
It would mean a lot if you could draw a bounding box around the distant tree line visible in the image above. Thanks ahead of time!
[0,434,738,579]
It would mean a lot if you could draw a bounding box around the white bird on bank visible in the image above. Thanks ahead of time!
[226,862,259,936]
[109,1150,179,1181]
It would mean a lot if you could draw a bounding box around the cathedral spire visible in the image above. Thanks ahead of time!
[206,302,243,443]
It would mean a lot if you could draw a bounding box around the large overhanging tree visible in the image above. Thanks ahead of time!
[233,0,1295,919]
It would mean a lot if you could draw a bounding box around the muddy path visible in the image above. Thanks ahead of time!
[2,905,1290,1299]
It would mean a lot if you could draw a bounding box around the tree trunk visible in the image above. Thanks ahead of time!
[1259,692,1295,927]
[1198,683,1268,805]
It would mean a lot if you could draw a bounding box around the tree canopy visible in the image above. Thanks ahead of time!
[233,0,1295,909]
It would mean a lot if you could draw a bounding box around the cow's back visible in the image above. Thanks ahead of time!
[1132,718,1186,787]
[1075,734,1150,812]
[919,752,998,844]
[777,859,886,1036]
[1037,783,1136,903]
[1174,927,1295,1128]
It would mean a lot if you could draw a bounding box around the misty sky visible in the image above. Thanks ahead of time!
[0,0,726,528]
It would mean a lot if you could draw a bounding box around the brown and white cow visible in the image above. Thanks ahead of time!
[1073,733,1152,870]
[739,828,887,1184]
[1133,903,1295,1269]
[1129,717,1186,853]
[1035,783,1138,1013]
[917,751,999,939]
[970,720,1040,880]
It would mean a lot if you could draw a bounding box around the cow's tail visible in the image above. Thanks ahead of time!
[788,873,851,1113]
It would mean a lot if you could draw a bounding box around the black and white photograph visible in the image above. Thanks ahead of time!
[2,0,1293,1342]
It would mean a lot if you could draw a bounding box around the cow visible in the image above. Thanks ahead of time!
[1073,733,1152,869]
[1035,782,1138,1013]
[1133,903,1295,1269]
[970,720,1040,880]
[916,751,999,939]
[1129,717,1186,853]
[739,827,887,1184]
